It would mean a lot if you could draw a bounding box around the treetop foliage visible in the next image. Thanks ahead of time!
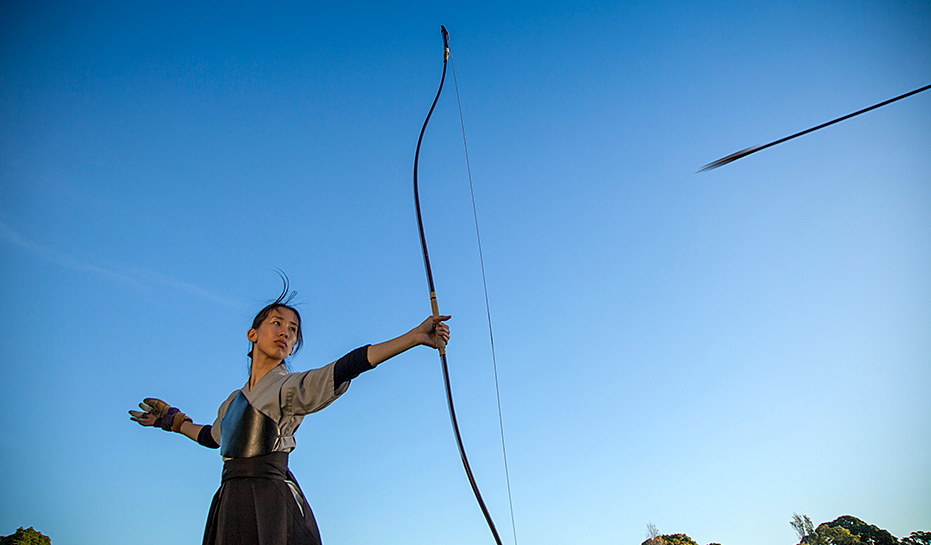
[824,515,897,545]
[661,534,700,545]
[793,514,926,545]
[638,514,926,545]
[640,532,700,545]
[0,527,51,545]
[900,531,931,545]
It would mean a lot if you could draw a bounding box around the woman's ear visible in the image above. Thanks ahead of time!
[247,328,258,343]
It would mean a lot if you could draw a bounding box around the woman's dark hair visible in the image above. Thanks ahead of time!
[247,271,303,360]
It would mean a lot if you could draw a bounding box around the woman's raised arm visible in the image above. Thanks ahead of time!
[367,315,450,366]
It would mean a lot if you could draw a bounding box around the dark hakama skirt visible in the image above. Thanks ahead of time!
[203,452,322,545]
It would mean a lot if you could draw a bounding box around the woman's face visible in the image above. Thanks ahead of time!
[248,307,300,361]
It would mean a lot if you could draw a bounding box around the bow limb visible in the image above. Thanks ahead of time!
[413,25,505,545]
[413,25,449,355]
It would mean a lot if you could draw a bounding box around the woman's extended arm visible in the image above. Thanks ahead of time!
[178,421,207,442]
[367,315,451,367]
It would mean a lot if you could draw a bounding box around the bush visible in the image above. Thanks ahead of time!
[0,527,51,545]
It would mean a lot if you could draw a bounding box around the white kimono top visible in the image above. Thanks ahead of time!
[209,361,350,456]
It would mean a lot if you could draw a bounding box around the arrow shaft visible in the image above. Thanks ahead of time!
[700,83,931,171]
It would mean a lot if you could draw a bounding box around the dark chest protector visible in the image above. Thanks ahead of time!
[220,391,279,458]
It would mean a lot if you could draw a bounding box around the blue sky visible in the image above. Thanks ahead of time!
[1,1,929,544]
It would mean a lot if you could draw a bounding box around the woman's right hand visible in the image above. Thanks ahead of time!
[129,398,190,431]
[129,407,157,426]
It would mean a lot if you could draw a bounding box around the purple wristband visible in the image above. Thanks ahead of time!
[154,407,180,432]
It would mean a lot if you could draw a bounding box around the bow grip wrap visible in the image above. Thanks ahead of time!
[431,291,446,355]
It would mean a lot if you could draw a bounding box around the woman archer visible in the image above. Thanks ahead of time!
[130,279,450,545]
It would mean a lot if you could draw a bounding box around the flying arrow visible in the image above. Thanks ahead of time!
[699,83,931,172]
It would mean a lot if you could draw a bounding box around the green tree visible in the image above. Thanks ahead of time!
[792,514,862,545]
[808,525,861,545]
[660,534,699,545]
[639,528,701,545]
[0,527,51,545]
[900,531,931,545]
[822,516,896,545]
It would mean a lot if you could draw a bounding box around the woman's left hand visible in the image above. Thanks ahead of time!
[367,315,453,366]
[416,314,451,349]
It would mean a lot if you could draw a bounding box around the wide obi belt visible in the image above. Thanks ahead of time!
[220,391,279,459]
[221,451,290,483]
[205,450,321,545]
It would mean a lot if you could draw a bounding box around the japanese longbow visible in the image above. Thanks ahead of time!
[412,25,505,545]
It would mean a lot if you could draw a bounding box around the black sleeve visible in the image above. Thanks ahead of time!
[197,425,220,449]
[333,345,373,390]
